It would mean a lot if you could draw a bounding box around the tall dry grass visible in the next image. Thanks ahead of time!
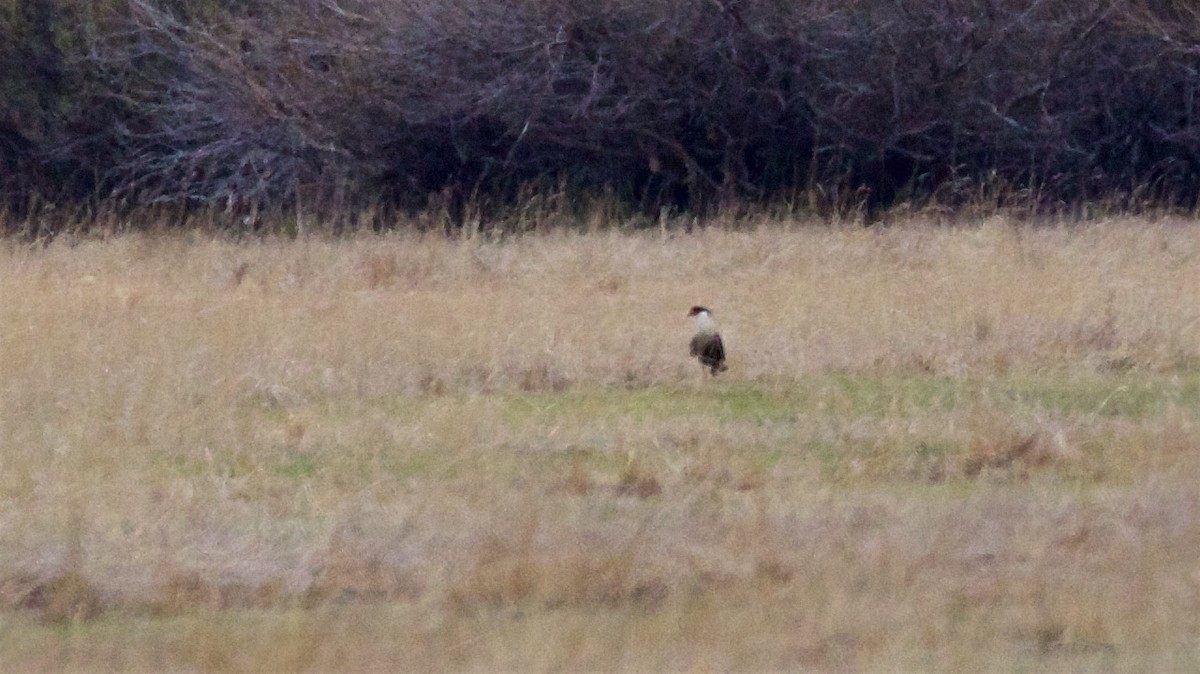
[1,216,1200,670]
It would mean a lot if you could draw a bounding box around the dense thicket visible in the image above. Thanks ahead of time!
[4,0,1200,230]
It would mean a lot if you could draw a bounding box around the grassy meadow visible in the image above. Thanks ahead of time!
[2,217,1200,670]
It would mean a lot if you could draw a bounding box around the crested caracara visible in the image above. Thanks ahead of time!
[688,306,727,375]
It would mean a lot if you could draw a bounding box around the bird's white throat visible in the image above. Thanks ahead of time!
[692,311,718,334]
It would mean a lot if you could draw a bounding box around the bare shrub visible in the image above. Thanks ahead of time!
[6,0,1200,230]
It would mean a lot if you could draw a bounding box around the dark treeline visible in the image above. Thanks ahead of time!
[4,0,1200,232]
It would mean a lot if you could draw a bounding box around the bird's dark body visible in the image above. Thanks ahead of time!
[690,332,727,375]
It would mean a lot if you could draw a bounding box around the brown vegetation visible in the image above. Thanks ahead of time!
[5,0,1200,230]
[1,219,1199,668]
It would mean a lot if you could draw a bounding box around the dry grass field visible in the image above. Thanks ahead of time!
[2,216,1200,671]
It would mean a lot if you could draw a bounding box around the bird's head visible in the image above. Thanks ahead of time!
[688,305,718,332]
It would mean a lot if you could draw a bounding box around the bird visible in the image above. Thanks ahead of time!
[688,306,727,375]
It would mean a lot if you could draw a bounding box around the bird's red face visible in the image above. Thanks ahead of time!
[688,306,709,317]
